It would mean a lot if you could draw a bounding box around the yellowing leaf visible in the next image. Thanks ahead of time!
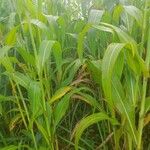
[49,86,72,104]
[9,114,21,131]
[144,113,150,126]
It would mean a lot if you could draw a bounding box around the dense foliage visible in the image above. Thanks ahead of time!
[0,0,150,149]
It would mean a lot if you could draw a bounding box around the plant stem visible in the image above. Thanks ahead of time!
[137,19,150,150]
[31,128,38,150]
[10,80,28,129]
[140,0,149,55]
[137,0,149,148]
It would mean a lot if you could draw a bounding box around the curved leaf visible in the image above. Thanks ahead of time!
[123,5,143,26]
[73,112,118,150]
[102,43,126,104]
[88,9,104,25]
[30,19,47,30]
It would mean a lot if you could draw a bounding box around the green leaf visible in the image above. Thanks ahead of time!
[102,43,126,105]
[0,46,11,60]
[113,4,124,23]
[54,94,70,127]
[123,5,143,26]
[10,72,31,89]
[126,51,148,76]
[1,57,14,73]
[94,24,113,33]
[25,0,36,16]
[113,51,124,79]
[61,59,82,86]
[77,24,91,61]
[73,112,118,150]
[16,47,35,66]
[112,77,137,144]
[28,81,42,118]
[126,51,141,75]
[37,40,55,73]
[43,14,59,23]
[0,145,18,150]
[94,23,138,55]
[86,60,102,86]
[30,19,47,30]
[88,9,104,25]
[124,70,137,106]
[5,27,17,46]
[75,92,103,111]
[52,42,62,72]
[35,120,49,145]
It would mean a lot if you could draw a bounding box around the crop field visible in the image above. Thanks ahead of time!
[0,0,150,149]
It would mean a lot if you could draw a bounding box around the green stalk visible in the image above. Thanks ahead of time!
[133,0,149,134]
[137,0,149,149]
[31,127,38,150]
[10,80,28,129]
[16,84,30,124]
[137,19,150,150]
[36,0,42,46]
[140,0,149,56]
[26,13,38,59]
[25,2,54,148]
[128,134,132,150]
[38,72,55,149]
